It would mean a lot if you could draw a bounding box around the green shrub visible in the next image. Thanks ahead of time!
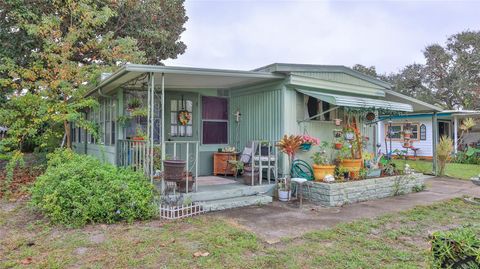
[430,227,480,268]
[30,149,157,227]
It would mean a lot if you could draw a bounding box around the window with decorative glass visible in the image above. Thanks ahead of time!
[170,98,193,137]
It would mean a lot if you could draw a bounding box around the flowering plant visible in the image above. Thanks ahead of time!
[300,134,320,146]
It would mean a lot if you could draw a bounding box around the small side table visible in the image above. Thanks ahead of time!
[213,152,238,176]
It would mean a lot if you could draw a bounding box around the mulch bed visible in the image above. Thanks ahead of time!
[0,167,43,200]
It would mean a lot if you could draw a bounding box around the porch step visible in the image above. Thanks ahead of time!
[178,184,275,202]
[198,195,272,212]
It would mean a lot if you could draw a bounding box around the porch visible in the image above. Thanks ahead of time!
[116,139,281,195]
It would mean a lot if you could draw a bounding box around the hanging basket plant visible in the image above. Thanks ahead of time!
[299,134,320,152]
[365,112,376,121]
[177,110,191,126]
[334,141,343,150]
[344,127,355,141]
[127,98,141,110]
[333,129,343,138]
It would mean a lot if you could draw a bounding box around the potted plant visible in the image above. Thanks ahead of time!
[259,141,271,156]
[130,107,148,118]
[276,135,303,201]
[311,141,336,181]
[338,166,350,181]
[133,126,146,141]
[127,98,141,110]
[339,118,364,175]
[334,118,342,126]
[277,178,291,201]
[343,127,355,141]
[334,141,343,150]
[117,115,131,127]
[333,129,343,138]
[299,134,320,152]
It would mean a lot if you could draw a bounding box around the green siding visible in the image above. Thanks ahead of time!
[292,72,384,90]
[229,82,284,150]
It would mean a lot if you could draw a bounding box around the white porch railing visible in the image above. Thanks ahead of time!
[117,139,150,174]
[117,139,199,193]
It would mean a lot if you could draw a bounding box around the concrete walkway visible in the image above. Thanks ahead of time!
[215,177,480,243]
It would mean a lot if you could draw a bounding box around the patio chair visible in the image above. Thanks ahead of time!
[252,141,278,185]
[228,141,258,183]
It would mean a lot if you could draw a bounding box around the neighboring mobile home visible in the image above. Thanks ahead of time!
[378,110,480,158]
[72,63,441,195]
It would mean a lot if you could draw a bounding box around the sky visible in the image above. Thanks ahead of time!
[164,0,480,74]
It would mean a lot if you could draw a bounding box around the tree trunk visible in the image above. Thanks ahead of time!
[64,120,71,149]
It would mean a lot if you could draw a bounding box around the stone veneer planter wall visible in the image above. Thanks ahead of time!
[303,173,427,207]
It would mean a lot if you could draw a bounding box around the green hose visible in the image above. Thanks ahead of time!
[290,159,314,181]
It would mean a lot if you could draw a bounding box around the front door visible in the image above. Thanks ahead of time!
[165,92,198,142]
[164,92,199,173]
[438,121,451,139]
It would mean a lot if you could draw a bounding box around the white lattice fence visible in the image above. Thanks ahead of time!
[159,203,205,220]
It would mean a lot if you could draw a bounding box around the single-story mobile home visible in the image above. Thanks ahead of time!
[378,110,480,158]
[71,63,441,209]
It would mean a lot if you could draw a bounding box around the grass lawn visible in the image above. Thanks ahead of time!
[393,159,480,180]
[2,198,480,268]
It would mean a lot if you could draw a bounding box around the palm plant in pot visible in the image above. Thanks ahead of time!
[311,141,336,181]
[276,135,303,201]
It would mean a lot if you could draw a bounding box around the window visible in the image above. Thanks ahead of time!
[89,98,116,145]
[420,124,427,140]
[170,98,193,137]
[385,123,420,140]
[305,96,335,121]
[410,124,419,140]
[386,124,402,139]
[202,96,228,144]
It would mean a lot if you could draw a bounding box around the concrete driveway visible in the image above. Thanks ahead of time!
[215,177,480,243]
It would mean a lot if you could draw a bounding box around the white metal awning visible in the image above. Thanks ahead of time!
[86,64,285,97]
[297,89,413,112]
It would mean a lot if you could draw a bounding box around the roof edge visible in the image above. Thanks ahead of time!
[253,63,391,89]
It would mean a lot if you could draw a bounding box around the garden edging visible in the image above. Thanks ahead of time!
[304,173,428,206]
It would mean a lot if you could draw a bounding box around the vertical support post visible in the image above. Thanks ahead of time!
[146,73,151,179]
[251,141,255,186]
[195,142,199,192]
[453,115,458,154]
[150,72,155,183]
[432,112,438,175]
[161,73,165,193]
[186,143,189,193]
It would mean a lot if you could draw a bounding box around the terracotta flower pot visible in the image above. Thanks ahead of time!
[312,164,336,181]
[334,143,343,150]
[340,159,362,179]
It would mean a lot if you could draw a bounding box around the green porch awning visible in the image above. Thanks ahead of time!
[297,89,413,112]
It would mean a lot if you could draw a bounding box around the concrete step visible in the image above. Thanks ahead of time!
[198,194,272,212]
[178,184,275,202]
